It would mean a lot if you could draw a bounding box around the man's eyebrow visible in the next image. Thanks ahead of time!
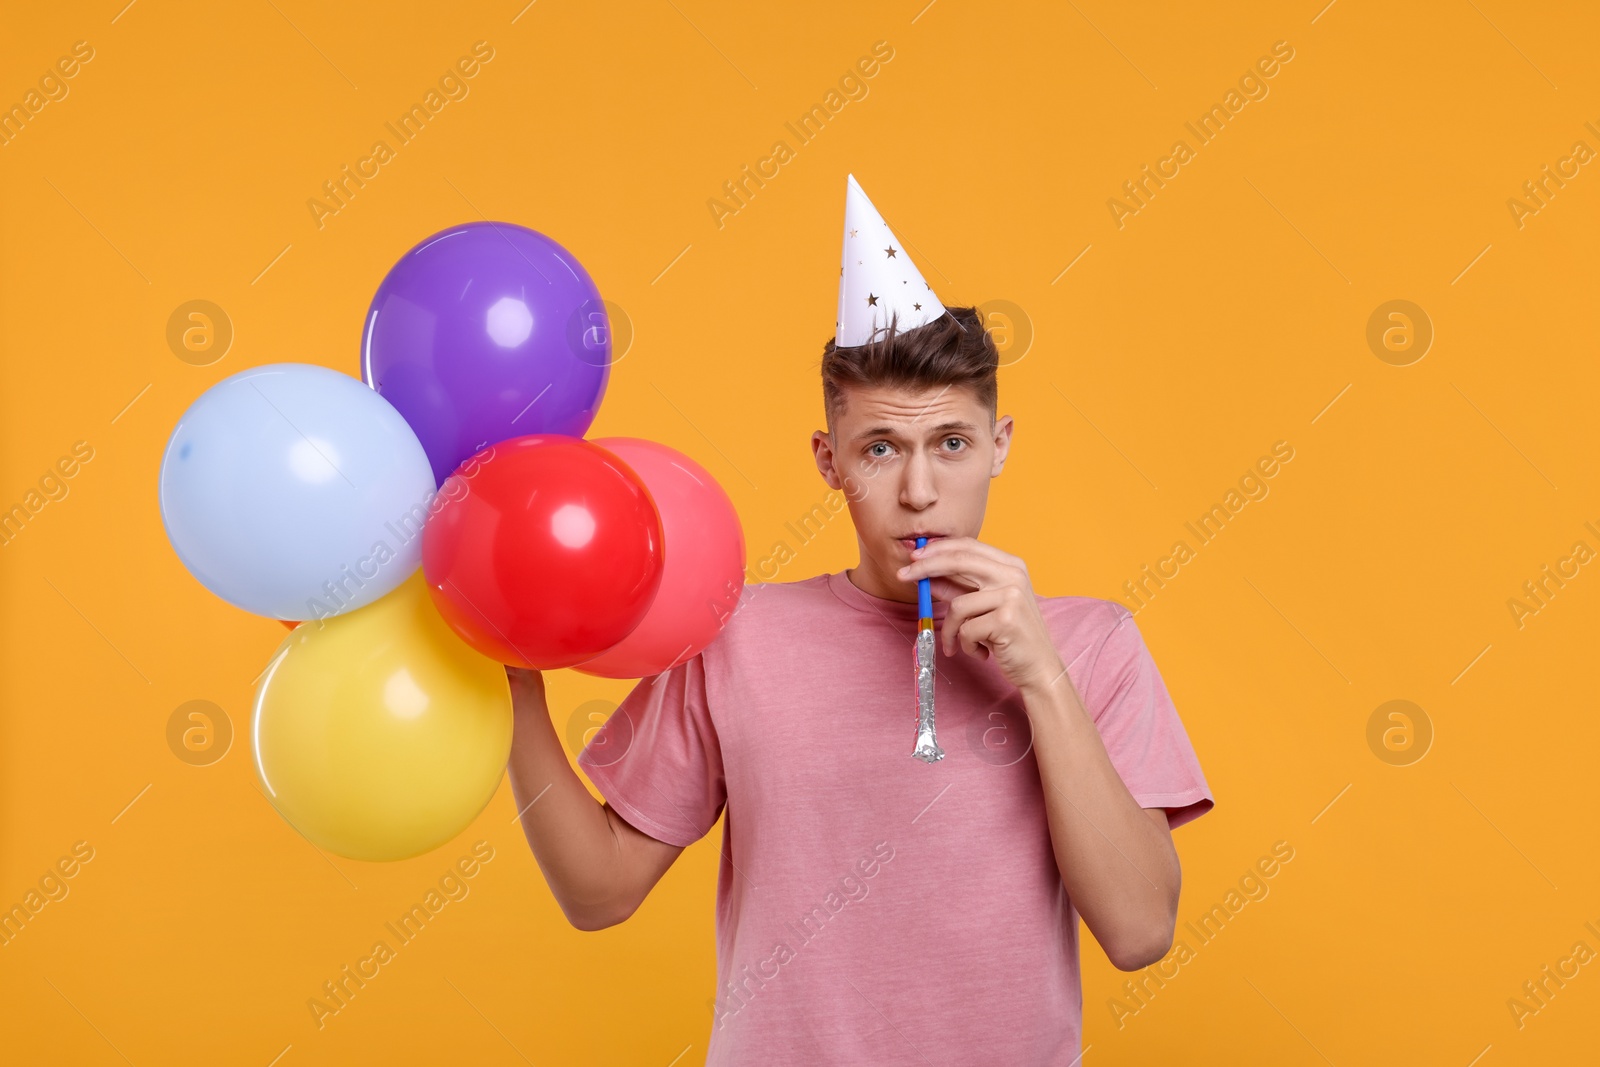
[851,420,978,443]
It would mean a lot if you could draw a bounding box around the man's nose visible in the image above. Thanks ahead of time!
[899,451,937,508]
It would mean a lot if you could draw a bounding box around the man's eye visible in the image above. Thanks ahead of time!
[944,438,966,451]
[869,443,891,457]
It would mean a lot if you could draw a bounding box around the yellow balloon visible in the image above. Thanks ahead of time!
[251,570,512,861]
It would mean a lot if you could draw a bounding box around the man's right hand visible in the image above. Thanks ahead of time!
[506,664,546,707]
[501,661,688,931]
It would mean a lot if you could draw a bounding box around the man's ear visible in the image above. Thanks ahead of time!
[990,415,1014,477]
[812,429,843,490]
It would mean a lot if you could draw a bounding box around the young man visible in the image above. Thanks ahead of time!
[505,175,1214,1064]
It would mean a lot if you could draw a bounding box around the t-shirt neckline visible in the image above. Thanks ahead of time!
[825,569,949,621]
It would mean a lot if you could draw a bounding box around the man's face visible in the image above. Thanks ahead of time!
[811,382,1013,599]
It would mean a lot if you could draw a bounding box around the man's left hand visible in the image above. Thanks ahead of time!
[897,537,1066,695]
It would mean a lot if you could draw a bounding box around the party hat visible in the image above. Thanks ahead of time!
[835,173,946,347]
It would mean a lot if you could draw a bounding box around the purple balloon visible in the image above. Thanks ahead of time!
[362,221,613,485]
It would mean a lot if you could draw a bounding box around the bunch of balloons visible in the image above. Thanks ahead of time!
[157,221,746,861]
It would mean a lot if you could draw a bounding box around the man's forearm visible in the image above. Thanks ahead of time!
[1019,672,1181,969]
[505,671,629,926]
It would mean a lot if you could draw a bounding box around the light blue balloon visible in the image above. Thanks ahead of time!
[159,363,438,621]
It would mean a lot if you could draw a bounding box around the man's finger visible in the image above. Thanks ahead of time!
[919,537,1026,573]
[928,537,1024,572]
[909,537,1022,573]
[901,544,1018,589]
[940,588,1008,657]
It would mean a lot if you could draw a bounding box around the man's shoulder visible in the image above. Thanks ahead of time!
[692,572,836,654]
[1037,591,1129,626]
[1035,593,1133,654]
[723,573,836,625]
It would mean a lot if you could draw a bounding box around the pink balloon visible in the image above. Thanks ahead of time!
[571,439,745,678]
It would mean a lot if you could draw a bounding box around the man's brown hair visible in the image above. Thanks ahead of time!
[819,306,999,435]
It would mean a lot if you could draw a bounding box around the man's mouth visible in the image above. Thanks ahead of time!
[897,533,947,551]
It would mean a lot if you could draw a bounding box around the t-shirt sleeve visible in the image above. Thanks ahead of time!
[1083,605,1215,831]
[576,652,727,848]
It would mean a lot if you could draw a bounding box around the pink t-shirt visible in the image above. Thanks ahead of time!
[578,570,1214,1065]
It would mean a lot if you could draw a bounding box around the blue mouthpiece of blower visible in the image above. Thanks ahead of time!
[916,536,932,618]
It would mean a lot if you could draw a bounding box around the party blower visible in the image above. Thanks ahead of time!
[911,536,944,763]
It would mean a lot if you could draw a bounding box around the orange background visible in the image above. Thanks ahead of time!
[4,1,1599,1063]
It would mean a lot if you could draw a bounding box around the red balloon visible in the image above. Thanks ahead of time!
[572,438,745,678]
[422,435,664,669]
[278,619,298,631]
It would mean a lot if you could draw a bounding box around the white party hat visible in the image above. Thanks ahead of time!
[835,173,946,347]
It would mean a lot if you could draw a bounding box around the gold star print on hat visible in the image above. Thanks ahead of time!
[835,173,946,347]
